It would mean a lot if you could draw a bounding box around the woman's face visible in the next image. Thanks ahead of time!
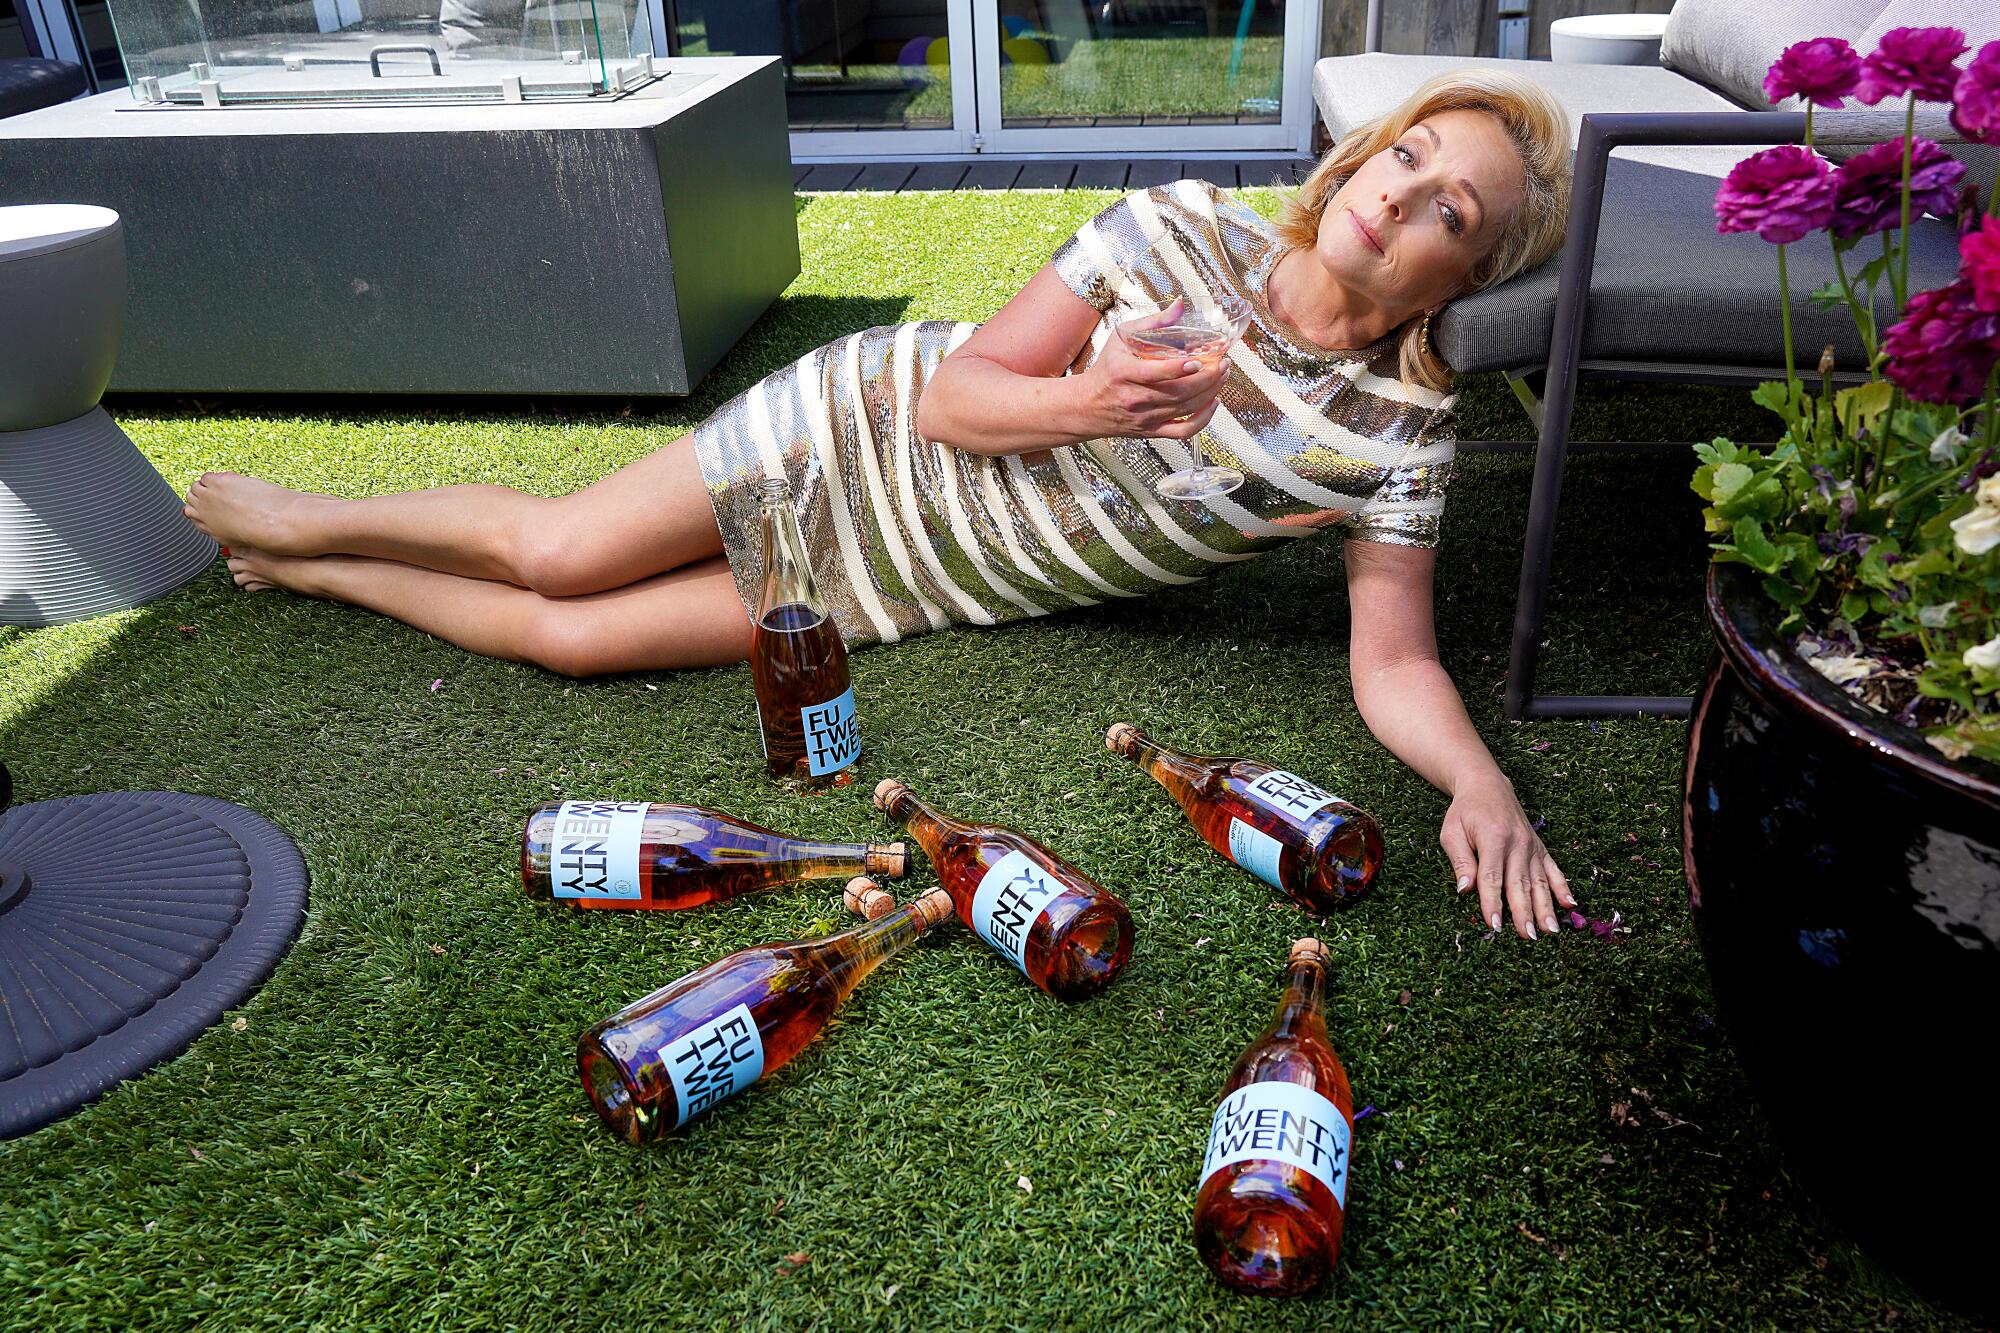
[1312,108,1527,318]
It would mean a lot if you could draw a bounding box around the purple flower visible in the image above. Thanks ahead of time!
[1855,26,1968,105]
[1765,38,1862,108]
[1715,146,1836,243]
[1828,137,1966,239]
[1881,278,2000,404]
[1952,42,2000,142]
[1965,215,2000,313]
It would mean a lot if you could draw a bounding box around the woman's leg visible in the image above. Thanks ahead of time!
[184,434,723,597]
[226,544,754,674]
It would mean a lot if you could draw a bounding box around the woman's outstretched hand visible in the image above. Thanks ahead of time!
[1086,298,1231,441]
[1440,772,1575,940]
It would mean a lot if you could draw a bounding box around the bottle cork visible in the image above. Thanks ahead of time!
[911,886,955,930]
[1289,937,1330,967]
[866,841,910,878]
[843,876,896,920]
[872,778,908,812]
[1104,722,1141,754]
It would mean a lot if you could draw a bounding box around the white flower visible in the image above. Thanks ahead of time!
[1917,601,1958,629]
[1930,426,1968,465]
[1950,476,2000,555]
[1965,635,2000,674]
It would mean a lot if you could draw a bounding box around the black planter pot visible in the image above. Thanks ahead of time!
[1684,564,2000,1315]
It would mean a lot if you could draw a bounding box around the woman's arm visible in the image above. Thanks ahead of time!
[1343,538,1576,940]
[914,265,1229,456]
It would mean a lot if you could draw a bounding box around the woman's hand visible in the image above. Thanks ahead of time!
[1440,771,1575,940]
[1083,298,1232,441]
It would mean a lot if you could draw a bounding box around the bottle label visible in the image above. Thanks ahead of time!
[801,687,861,776]
[1245,770,1343,824]
[550,800,650,901]
[662,1002,766,1128]
[970,849,1065,975]
[1200,1080,1351,1209]
[1227,817,1288,892]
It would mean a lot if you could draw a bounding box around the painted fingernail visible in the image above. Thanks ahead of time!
[1526,921,1538,940]
[1456,875,1472,892]
[1544,915,1559,933]
[1489,913,1501,930]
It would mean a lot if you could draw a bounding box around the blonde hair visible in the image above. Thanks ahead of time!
[1274,70,1572,393]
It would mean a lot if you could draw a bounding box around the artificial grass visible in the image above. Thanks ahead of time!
[0,189,1971,1332]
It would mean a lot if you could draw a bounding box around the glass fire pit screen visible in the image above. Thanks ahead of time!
[107,0,666,105]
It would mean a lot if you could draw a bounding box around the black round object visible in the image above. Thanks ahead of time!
[1684,564,2000,1317]
[0,786,308,1139]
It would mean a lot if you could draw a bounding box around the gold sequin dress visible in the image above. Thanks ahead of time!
[693,179,1460,646]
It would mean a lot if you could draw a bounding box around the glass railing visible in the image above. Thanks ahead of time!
[106,0,666,105]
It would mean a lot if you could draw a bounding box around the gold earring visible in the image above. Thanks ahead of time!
[1420,306,1441,359]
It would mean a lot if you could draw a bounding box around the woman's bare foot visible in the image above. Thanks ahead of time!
[184,472,342,556]
[226,544,318,597]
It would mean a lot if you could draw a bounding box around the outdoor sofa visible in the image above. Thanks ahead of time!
[1316,0,2000,719]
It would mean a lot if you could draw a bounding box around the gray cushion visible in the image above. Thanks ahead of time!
[1437,154,1964,375]
[1660,0,1890,111]
[1314,52,1764,177]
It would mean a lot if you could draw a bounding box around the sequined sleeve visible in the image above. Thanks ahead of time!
[1344,399,1459,549]
[1048,188,1174,313]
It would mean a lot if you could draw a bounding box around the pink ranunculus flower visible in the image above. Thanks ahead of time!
[1951,41,2000,143]
[1881,278,2000,405]
[1764,37,1863,108]
[1714,145,1836,244]
[1855,26,1968,105]
[1966,216,2000,313]
[1828,136,1966,239]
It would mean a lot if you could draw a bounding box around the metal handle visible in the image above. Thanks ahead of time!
[369,44,443,77]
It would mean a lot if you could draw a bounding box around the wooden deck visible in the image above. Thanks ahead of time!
[792,157,1316,193]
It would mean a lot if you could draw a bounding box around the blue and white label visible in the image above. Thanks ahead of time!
[1200,1080,1351,1207]
[1245,770,1343,823]
[663,1002,766,1128]
[550,800,650,901]
[1228,817,1288,892]
[801,687,861,776]
[969,849,1065,974]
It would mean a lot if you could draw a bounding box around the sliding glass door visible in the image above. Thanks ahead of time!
[973,0,1314,154]
[674,0,979,155]
[676,0,1316,159]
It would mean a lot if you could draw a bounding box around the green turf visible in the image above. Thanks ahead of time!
[0,190,1969,1331]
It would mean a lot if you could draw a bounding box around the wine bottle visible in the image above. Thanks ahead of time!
[1192,937,1355,1297]
[1106,724,1383,912]
[750,478,861,788]
[577,880,954,1142]
[872,778,1133,1002]
[522,800,906,910]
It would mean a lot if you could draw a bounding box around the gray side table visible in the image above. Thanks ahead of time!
[0,204,216,626]
[0,58,800,396]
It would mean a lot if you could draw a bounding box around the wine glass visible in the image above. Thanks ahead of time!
[1115,293,1252,501]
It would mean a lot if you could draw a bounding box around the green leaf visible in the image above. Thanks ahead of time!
[1836,381,1895,437]
[1751,380,1802,422]
[1855,252,1893,289]
[1732,517,1783,574]
[1921,497,1976,541]
[1807,279,1848,311]
[1761,576,1806,607]
[1840,589,1871,621]
[1711,461,1755,503]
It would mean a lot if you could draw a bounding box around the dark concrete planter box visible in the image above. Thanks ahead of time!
[1683,563,2000,1318]
[0,57,799,396]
